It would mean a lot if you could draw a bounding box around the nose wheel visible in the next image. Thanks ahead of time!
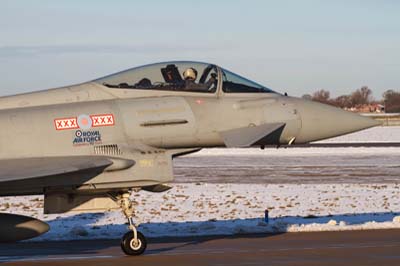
[121,229,147,255]
[109,192,147,256]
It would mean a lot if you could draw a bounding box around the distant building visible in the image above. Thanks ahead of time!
[345,103,385,113]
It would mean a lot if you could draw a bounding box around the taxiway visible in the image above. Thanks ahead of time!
[1,229,399,266]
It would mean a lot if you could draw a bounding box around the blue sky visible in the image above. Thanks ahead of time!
[0,0,399,98]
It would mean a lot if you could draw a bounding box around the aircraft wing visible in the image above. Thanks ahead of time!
[0,156,113,182]
[0,144,199,198]
[0,156,115,196]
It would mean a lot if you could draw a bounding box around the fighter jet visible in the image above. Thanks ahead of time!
[0,61,379,255]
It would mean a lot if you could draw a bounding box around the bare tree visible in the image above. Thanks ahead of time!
[307,87,378,109]
[383,90,400,113]
[311,89,331,104]
[350,86,372,106]
[333,95,352,108]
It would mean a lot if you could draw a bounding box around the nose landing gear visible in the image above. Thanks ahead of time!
[121,225,147,255]
[109,192,147,256]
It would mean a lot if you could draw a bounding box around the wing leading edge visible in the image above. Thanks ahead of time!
[0,156,118,196]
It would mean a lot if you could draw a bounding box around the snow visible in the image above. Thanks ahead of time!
[175,146,400,183]
[316,126,400,143]
[1,183,399,241]
[190,146,400,156]
[171,127,400,184]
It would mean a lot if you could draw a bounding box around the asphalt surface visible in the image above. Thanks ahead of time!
[1,229,400,266]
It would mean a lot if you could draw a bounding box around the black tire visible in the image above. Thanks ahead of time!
[120,231,147,256]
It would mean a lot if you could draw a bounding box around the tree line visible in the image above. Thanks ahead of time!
[302,87,400,113]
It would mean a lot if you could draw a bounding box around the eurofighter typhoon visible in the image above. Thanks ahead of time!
[0,61,379,255]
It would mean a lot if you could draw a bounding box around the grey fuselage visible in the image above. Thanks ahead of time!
[0,68,378,196]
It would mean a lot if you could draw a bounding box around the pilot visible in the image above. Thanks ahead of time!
[182,68,207,91]
[183,68,197,81]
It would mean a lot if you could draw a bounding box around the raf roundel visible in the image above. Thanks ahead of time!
[77,114,93,130]
[54,113,115,130]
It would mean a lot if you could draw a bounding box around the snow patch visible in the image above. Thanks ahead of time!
[327,220,337,226]
[1,183,399,241]
[316,126,400,143]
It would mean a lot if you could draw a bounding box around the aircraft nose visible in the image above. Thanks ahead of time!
[295,99,381,143]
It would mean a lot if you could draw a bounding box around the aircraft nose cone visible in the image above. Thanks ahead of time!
[295,99,381,143]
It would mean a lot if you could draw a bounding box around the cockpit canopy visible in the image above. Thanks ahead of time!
[94,61,275,94]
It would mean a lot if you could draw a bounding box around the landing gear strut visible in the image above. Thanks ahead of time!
[110,192,147,256]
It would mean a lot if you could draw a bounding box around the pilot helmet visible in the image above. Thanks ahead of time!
[183,68,197,81]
